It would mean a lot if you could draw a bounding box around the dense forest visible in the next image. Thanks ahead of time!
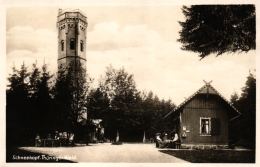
[229,70,256,148]
[6,60,255,147]
[6,62,175,146]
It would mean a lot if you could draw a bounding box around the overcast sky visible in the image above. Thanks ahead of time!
[6,5,256,105]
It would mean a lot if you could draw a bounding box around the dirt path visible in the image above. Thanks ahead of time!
[20,143,188,163]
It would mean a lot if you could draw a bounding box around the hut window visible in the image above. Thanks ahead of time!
[70,38,75,50]
[200,117,211,136]
[200,117,220,136]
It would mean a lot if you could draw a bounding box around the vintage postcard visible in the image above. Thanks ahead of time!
[2,0,258,166]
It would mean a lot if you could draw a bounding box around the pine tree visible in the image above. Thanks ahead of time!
[6,62,31,146]
[178,5,256,59]
[34,63,54,136]
[229,70,256,148]
[52,60,88,144]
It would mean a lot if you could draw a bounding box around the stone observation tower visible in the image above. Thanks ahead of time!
[57,8,88,69]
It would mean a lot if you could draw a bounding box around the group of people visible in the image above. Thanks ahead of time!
[35,131,74,147]
[155,131,179,148]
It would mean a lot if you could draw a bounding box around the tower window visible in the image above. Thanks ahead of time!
[80,40,84,52]
[61,40,64,51]
[70,38,75,50]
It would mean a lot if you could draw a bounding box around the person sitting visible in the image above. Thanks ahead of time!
[69,133,74,144]
[63,132,67,138]
[158,131,179,148]
[54,131,60,140]
[165,131,179,148]
[46,134,52,146]
[156,133,162,141]
[155,133,161,148]
[163,133,168,141]
[47,134,51,139]
[54,131,60,147]
[35,134,41,147]
[172,132,178,142]
[158,133,169,148]
[59,132,65,145]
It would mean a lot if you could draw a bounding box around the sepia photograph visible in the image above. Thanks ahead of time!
[3,0,256,165]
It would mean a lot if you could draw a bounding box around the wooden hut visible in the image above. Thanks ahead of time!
[164,81,240,149]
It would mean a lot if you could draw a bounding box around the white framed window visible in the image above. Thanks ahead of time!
[200,117,211,136]
[200,117,220,136]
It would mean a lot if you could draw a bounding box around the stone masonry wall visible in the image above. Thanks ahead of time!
[180,144,229,150]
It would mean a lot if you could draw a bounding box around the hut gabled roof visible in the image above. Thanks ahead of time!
[163,82,240,120]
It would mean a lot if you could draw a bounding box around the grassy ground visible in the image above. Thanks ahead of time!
[159,149,255,163]
[6,147,75,163]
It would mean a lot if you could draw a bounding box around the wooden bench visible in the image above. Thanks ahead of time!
[175,142,181,149]
[42,139,54,147]
[42,139,61,147]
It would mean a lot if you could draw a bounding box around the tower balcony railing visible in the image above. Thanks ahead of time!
[58,8,87,17]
